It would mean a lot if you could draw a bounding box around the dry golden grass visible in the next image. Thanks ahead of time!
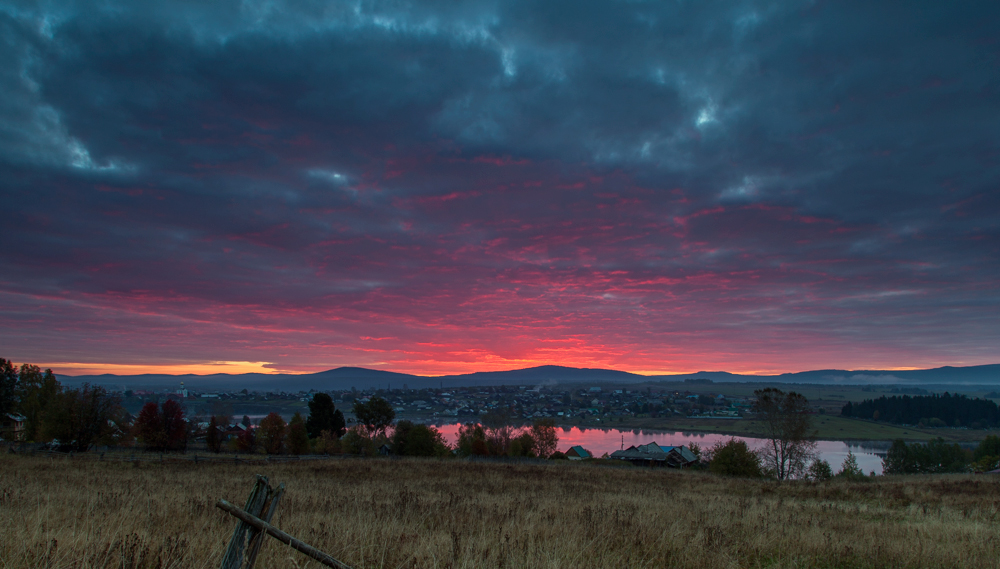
[1,453,999,569]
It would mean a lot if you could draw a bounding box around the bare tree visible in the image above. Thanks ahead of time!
[753,388,817,480]
[482,407,516,455]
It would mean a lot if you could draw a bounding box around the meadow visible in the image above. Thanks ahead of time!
[2,453,999,569]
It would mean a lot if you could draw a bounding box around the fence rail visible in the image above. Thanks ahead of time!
[6,445,350,465]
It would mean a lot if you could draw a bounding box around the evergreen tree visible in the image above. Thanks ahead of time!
[836,451,866,480]
[306,393,345,439]
[206,416,222,453]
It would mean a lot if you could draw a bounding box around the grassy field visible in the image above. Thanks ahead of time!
[2,454,1000,568]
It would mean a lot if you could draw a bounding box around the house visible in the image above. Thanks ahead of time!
[223,424,247,440]
[566,445,592,460]
[1,413,26,441]
[378,443,393,456]
[609,442,698,468]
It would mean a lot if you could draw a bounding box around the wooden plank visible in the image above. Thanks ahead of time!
[244,483,284,569]
[219,476,270,569]
[216,499,353,569]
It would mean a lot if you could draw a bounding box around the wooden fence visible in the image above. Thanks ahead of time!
[7,445,349,465]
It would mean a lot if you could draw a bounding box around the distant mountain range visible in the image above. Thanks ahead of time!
[57,363,1000,392]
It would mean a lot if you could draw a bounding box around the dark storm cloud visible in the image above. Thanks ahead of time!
[0,0,998,373]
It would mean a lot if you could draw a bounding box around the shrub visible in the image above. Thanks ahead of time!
[807,459,833,481]
[708,438,762,478]
[391,421,450,457]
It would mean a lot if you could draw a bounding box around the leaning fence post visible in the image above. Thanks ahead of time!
[243,483,284,568]
[219,475,271,569]
[217,499,351,569]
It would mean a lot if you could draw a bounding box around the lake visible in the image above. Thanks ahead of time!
[433,423,887,475]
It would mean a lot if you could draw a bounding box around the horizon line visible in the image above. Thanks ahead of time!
[42,362,997,379]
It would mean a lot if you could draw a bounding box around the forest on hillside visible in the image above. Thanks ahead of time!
[841,393,999,428]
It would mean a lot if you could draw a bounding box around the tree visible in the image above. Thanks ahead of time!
[16,365,61,441]
[482,407,516,455]
[530,419,559,458]
[236,426,256,453]
[509,431,537,457]
[41,384,125,451]
[206,416,222,453]
[307,393,345,439]
[341,425,376,456]
[753,388,817,480]
[161,400,187,451]
[0,358,17,416]
[135,402,165,450]
[807,459,833,481]
[882,439,914,475]
[134,399,187,452]
[455,423,488,457]
[708,438,762,478]
[352,396,395,439]
[836,451,867,480]
[391,420,449,457]
[530,418,558,457]
[883,438,971,474]
[315,429,342,455]
[258,412,287,454]
[974,435,1000,462]
[287,412,310,455]
[688,442,703,463]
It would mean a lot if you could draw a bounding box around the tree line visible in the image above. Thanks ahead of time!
[841,393,1000,428]
[202,393,562,459]
[0,359,129,451]
[1,359,562,458]
[882,436,1000,474]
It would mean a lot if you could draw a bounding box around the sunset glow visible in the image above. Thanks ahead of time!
[2,2,997,376]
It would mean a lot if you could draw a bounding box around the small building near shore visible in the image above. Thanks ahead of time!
[1,413,26,441]
[566,445,593,460]
[609,442,698,468]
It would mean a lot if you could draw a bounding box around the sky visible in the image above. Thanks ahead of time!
[1,1,998,377]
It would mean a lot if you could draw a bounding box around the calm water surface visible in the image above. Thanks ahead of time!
[434,424,886,475]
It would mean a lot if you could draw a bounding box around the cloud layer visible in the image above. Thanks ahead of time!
[1,0,998,375]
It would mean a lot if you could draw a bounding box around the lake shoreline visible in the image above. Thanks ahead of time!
[419,415,991,444]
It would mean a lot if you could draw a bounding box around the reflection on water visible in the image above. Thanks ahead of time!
[434,424,885,475]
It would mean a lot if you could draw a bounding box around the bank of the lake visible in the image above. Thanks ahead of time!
[433,423,889,474]
[541,414,993,443]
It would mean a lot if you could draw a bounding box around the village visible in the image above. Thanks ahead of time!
[109,381,751,427]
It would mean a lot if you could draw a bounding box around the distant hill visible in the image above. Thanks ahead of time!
[58,363,1000,392]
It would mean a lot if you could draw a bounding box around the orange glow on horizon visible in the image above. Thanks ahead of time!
[42,358,954,378]
[45,361,285,376]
